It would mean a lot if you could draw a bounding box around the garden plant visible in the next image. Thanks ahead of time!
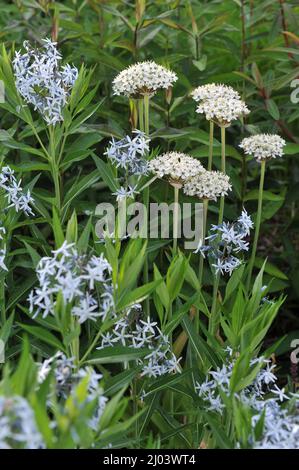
[0,0,299,451]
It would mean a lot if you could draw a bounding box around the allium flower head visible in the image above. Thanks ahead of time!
[191,83,249,126]
[239,134,286,162]
[183,170,231,200]
[191,83,240,102]
[112,61,177,98]
[148,152,204,187]
[196,96,249,127]
[13,38,78,125]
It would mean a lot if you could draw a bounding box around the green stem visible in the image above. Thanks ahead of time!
[49,126,61,214]
[208,121,214,171]
[220,125,226,173]
[143,94,149,136]
[168,300,174,416]
[173,185,179,255]
[142,94,150,315]
[246,160,266,291]
[79,328,102,365]
[210,126,226,337]
[198,198,208,287]
[138,99,144,131]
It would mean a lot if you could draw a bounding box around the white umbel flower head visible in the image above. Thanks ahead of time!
[196,96,249,127]
[148,152,204,187]
[239,134,286,162]
[112,61,178,98]
[191,83,249,127]
[191,83,240,102]
[183,170,232,200]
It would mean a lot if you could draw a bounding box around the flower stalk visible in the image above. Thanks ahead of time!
[142,94,150,315]
[210,125,226,337]
[246,159,266,290]
[208,121,214,171]
[49,125,61,214]
[173,185,180,255]
[198,198,209,287]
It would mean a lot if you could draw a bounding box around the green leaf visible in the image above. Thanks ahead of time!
[17,324,65,351]
[181,315,220,369]
[92,153,120,192]
[86,346,150,364]
[116,280,162,311]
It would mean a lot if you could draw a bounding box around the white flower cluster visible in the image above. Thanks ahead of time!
[196,209,253,276]
[196,350,299,449]
[28,241,114,323]
[0,225,7,271]
[149,152,204,187]
[191,83,240,102]
[98,305,180,378]
[239,134,286,162]
[191,83,249,126]
[112,61,178,98]
[13,38,78,125]
[0,165,34,216]
[0,395,44,449]
[38,351,108,431]
[105,129,150,176]
[183,170,231,200]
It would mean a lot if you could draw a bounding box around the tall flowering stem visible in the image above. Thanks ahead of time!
[208,121,214,171]
[246,160,266,290]
[198,198,208,286]
[210,126,226,336]
[48,125,61,213]
[239,134,286,290]
[173,185,180,254]
[143,95,150,314]
[138,99,144,131]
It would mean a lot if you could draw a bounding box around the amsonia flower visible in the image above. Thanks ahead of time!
[0,166,34,216]
[28,241,114,323]
[13,38,78,125]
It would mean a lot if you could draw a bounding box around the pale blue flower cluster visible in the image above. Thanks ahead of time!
[197,209,253,276]
[98,304,181,379]
[0,165,34,216]
[195,350,299,448]
[0,396,44,449]
[28,241,114,323]
[38,351,108,431]
[13,38,78,125]
[105,129,150,176]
